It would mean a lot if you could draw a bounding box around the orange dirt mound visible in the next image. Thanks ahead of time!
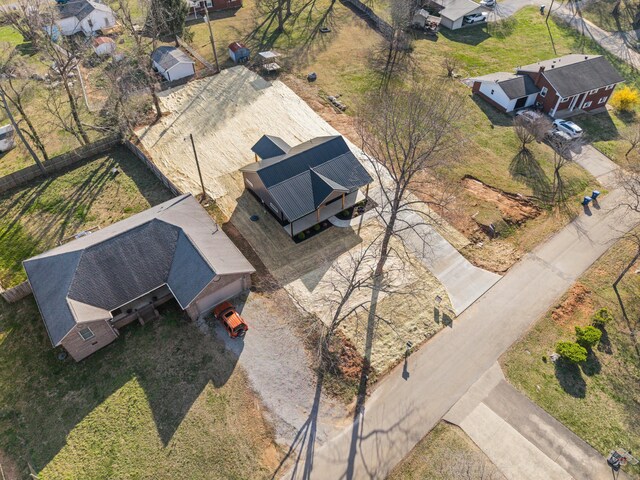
[462,176,541,225]
[551,283,593,325]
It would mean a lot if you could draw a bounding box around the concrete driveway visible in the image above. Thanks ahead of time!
[445,364,629,480]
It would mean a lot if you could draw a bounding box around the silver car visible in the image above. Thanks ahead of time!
[553,119,583,139]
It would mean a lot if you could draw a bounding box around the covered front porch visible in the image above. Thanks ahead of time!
[284,189,367,237]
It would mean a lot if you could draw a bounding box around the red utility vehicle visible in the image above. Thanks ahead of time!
[213,302,249,338]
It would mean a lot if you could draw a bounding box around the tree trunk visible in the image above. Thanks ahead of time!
[0,90,46,174]
[9,96,49,162]
[63,76,90,144]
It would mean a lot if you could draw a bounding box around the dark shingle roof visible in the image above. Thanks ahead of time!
[58,0,111,21]
[151,46,194,71]
[24,195,254,346]
[518,55,624,97]
[472,72,540,99]
[242,136,372,221]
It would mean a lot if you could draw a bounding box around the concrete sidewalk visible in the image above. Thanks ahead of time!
[445,364,628,480]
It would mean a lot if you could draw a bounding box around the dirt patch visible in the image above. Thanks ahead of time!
[462,175,541,226]
[0,449,21,480]
[461,240,523,274]
[551,283,594,326]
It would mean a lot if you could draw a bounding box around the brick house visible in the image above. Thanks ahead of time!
[471,54,624,118]
[185,0,242,17]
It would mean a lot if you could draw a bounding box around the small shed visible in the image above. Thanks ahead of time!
[411,9,441,33]
[92,36,116,56]
[0,124,15,152]
[257,51,281,73]
[151,46,196,82]
[228,42,250,64]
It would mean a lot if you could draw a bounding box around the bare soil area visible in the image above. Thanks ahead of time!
[551,283,594,327]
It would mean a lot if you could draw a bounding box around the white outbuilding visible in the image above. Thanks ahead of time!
[151,46,196,82]
[55,0,117,37]
[92,36,116,56]
[0,124,15,152]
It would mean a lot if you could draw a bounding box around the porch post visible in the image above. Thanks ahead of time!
[316,207,321,222]
[550,95,562,117]
[366,183,370,198]
[290,221,293,236]
[254,153,258,162]
[342,193,345,209]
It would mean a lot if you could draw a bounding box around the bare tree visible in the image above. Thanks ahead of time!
[513,115,536,152]
[0,0,45,49]
[442,56,460,78]
[374,0,413,89]
[0,46,49,165]
[549,138,574,205]
[116,0,163,120]
[38,13,91,144]
[623,123,640,159]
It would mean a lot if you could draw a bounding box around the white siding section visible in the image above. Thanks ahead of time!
[478,82,511,110]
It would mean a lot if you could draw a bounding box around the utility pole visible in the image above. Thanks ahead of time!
[546,0,555,23]
[204,11,220,72]
[0,88,46,175]
[188,133,206,201]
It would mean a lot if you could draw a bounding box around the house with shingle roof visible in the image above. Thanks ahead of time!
[56,0,116,37]
[241,135,373,237]
[471,54,624,118]
[23,194,254,361]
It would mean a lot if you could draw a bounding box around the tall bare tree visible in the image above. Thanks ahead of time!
[549,138,574,205]
[623,122,640,159]
[375,0,413,88]
[0,46,49,165]
[513,115,536,152]
[0,0,45,49]
[116,0,163,120]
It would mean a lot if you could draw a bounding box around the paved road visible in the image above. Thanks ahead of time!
[286,183,639,479]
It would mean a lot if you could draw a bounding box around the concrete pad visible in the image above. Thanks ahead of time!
[460,403,573,480]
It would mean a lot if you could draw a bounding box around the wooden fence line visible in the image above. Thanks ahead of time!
[0,135,121,195]
[123,140,183,196]
[0,280,31,303]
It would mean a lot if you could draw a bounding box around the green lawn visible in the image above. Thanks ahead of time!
[501,234,640,479]
[0,146,174,288]
[582,0,640,32]
[388,422,504,479]
[0,300,281,479]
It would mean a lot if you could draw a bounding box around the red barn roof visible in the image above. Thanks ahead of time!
[228,42,247,52]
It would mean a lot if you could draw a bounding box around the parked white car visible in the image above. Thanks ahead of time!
[547,129,574,149]
[464,12,488,24]
[480,0,496,7]
[553,119,583,139]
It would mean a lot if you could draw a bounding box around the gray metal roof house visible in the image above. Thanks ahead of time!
[151,46,196,82]
[24,194,254,361]
[241,135,373,237]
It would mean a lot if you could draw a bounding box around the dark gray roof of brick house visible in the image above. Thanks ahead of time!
[23,195,254,346]
[517,54,624,97]
[241,136,373,221]
[151,46,194,71]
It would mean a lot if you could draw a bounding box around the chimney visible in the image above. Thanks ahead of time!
[536,65,546,84]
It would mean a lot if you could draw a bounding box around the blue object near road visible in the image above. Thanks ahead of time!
[582,196,592,206]
[591,190,600,199]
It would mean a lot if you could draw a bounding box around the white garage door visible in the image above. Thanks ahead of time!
[195,278,245,317]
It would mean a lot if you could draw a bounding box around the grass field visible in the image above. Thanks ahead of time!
[0,299,281,479]
[0,146,173,288]
[501,234,640,479]
[387,422,504,479]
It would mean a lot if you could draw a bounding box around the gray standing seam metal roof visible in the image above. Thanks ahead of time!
[151,46,195,71]
[251,135,290,159]
[243,136,373,221]
[518,55,624,97]
[23,194,254,347]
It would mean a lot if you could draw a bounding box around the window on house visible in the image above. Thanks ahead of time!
[598,96,608,104]
[605,85,614,91]
[540,87,548,98]
[490,89,494,95]
[269,202,279,213]
[583,101,592,108]
[79,327,95,341]
[588,89,598,95]
[245,178,254,188]
[560,97,569,102]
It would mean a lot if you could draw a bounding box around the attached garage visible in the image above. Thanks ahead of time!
[191,273,252,318]
[471,72,540,113]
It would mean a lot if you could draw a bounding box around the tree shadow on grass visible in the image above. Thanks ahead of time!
[597,327,613,355]
[509,149,552,202]
[554,359,586,398]
[470,95,513,127]
[0,299,239,476]
[581,349,602,377]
